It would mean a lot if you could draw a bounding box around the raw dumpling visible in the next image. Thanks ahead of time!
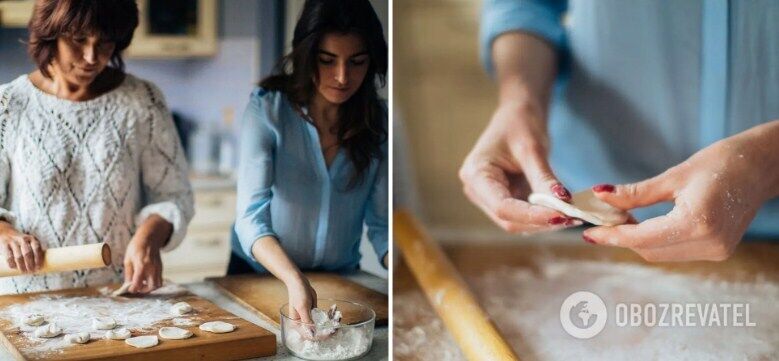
[528,190,630,226]
[93,317,116,330]
[170,302,193,315]
[20,313,45,327]
[125,335,159,348]
[65,332,90,344]
[199,321,236,333]
[34,323,62,338]
[158,326,193,340]
[105,328,131,340]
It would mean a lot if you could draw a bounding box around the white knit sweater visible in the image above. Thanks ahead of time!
[0,74,194,294]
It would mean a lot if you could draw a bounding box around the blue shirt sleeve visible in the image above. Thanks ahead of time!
[480,0,568,75]
[234,89,278,261]
[364,140,388,267]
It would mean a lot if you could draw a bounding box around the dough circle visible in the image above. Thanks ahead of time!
[528,190,630,226]
[199,321,236,333]
[21,314,45,327]
[125,335,159,349]
[65,332,90,344]
[34,323,62,338]
[170,302,193,315]
[105,328,132,340]
[158,326,193,340]
[92,317,117,330]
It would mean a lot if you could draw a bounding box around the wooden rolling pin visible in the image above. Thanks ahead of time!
[0,243,111,277]
[394,210,520,361]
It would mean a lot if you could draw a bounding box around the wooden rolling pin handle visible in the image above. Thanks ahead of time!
[394,210,520,361]
[0,243,111,277]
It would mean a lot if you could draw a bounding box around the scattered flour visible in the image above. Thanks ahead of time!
[0,295,180,356]
[285,305,373,360]
[394,259,779,361]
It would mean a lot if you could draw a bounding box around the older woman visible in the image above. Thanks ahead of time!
[0,0,193,294]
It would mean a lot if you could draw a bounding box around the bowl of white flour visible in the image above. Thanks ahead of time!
[281,299,375,360]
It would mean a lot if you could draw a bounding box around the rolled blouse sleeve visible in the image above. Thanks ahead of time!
[364,141,388,267]
[234,89,278,260]
[481,0,568,75]
[136,83,195,252]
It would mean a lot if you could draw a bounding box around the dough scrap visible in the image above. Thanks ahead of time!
[65,332,90,344]
[111,283,131,297]
[125,335,158,349]
[158,326,193,340]
[528,190,630,226]
[21,313,45,327]
[199,321,236,333]
[34,323,62,338]
[105,328,131,340]
[170,302,193,315]
[92,317,116,330]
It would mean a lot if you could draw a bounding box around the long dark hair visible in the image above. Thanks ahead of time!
[261,0,387,188]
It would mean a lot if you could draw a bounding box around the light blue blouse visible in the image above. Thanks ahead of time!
[232,88,388,272]
[482,0,779,237]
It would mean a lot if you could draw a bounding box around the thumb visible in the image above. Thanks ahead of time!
[591,172,676,210]
[512,143,571,201]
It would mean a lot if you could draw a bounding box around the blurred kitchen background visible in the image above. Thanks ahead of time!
[0,0,388,280]
[394,0,503,241]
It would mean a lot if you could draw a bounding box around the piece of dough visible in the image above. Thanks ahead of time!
[20,313,45,327]
[34,323,62,338]
[172,317,195,327]
[170,302,193,315]
[125,335,159,349]
[111,283,131,297]
[92,317,116,330]
[528,190,630,226]
[105,328,131,340]
[199,321,236,333]
[65,332,90,344]
[158,326,193,340]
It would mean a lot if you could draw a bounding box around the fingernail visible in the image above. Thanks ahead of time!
[551,184,572,200]
[548,216,568,225]
[583,234,598,244]
[592,184,615,193]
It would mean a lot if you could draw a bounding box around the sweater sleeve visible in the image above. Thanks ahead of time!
[136,82,195,252]
[0,85,17,227]
[481,0,568,75]
[234,89,278,261]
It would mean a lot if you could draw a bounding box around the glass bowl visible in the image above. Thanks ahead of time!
[280,299,375,361]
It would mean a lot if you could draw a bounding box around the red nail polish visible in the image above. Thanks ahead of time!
[548,216,567,225]
[551,184,572,200]
[592,184,615,193]
[583,234,598,244]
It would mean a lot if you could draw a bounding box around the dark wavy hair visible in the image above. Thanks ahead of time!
[27,0,139,78]
[261,0,388,188]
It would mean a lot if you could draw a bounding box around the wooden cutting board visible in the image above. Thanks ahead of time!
[209,273,388,327]
[0,284,276,361]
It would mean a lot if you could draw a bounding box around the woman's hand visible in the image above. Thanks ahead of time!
[286,272,317,338]
[584,122,779,261]
[0,222,44,273]
[123,215,171,294]
[460,99,580,233]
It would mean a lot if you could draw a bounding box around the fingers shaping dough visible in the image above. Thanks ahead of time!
[528,190,630,226]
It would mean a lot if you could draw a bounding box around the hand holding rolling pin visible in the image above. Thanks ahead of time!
[0,221,44,273]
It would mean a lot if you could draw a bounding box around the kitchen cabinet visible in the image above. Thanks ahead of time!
[0,0,217,58]
[162,176,235,283]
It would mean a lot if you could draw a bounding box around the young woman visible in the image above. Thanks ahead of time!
[231,0,388,325]
[0,0,194,294]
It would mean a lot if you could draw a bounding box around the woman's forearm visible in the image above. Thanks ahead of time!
[492,32,558,110]
[133,214,173,249]
[738,119,779,199]
[251,236,304,284]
